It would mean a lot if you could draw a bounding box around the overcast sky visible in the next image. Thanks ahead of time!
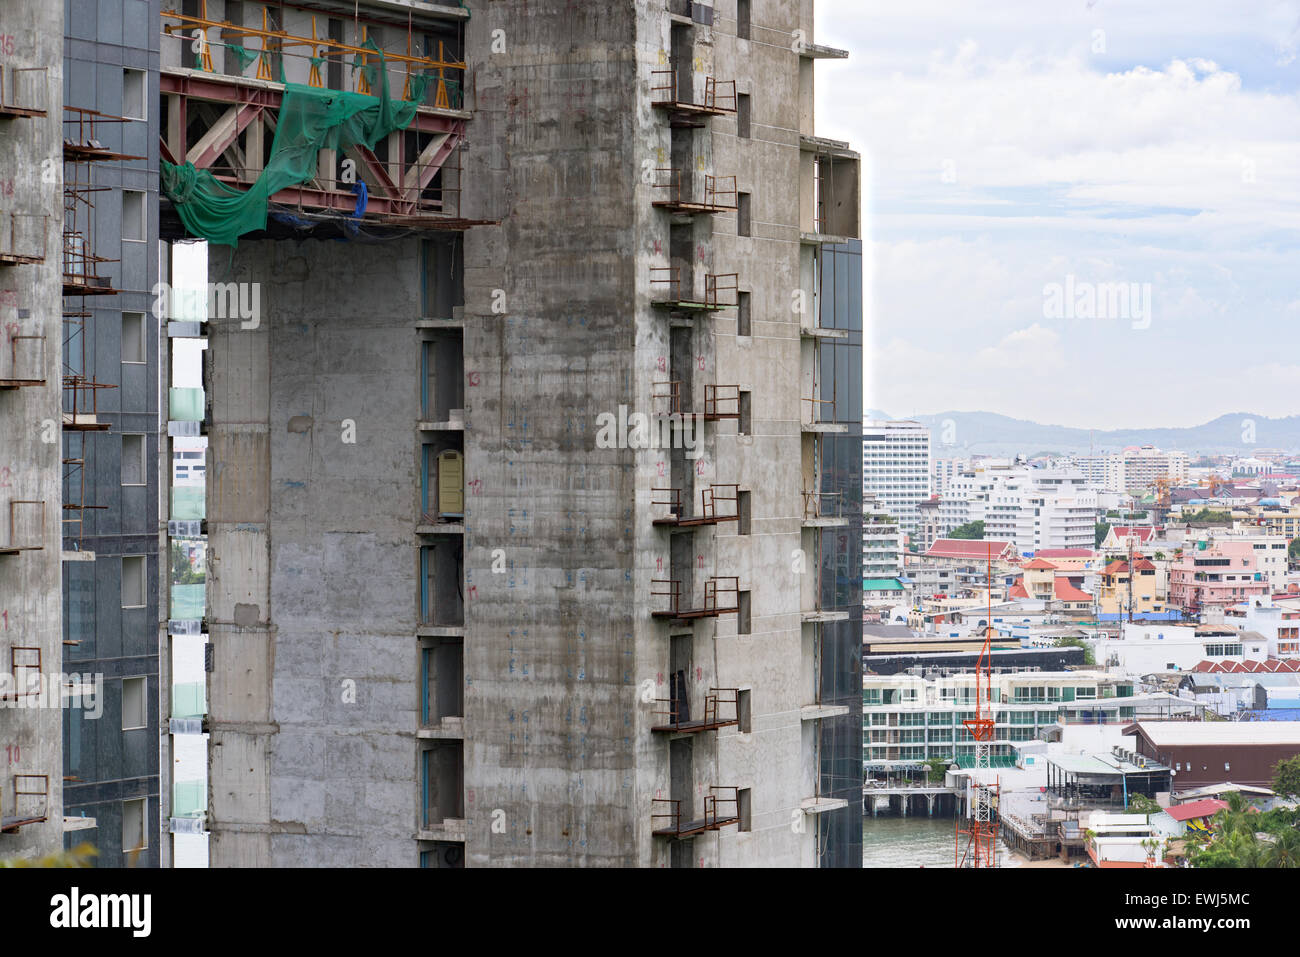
[814,0,1300,430]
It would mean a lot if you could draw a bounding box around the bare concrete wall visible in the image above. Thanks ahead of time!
[460,0,822,866]
[0,0,65,859]
[208,239,424,866]
[461,0,644,866]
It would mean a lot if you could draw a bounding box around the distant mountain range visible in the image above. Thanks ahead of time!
[865,411,1300,457]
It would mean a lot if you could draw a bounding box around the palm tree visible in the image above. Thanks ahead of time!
[1262,826,1300,868]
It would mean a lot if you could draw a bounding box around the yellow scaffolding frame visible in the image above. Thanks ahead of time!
[162,3,465,105]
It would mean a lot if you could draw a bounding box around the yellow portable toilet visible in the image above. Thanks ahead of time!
[438,450,464,520]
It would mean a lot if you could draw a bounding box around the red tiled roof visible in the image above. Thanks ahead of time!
[1103,560,1129,576]
[1132,559,1157,571]
[1166,799,1229,822]
[1022,558,1058,570]
[925,539,1015,560]
[1008,581,1030,599]
[1112,526,1156,542]
[1054,579,1093,602]
[1194,658,1300,673]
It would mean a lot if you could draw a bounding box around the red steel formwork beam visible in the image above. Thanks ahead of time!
[160,72,466,219]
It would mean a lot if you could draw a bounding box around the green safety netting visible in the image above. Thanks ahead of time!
[161,40,423,248]
[169,387,205,421]
[171,487,206,521]
[171,681,207,719]
[173,779,206,818]
[171,583,206,620]
[225,44,260,75]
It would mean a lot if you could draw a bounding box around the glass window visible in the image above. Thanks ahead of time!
[123,69,146,119]
[122,191,146,242]
[122,556,146,608]
[121,312,146,363]
[122,798,147,852]
[122,677,147,730]
[122,434,146,485]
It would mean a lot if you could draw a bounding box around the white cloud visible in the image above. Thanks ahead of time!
[818,0,1300,428]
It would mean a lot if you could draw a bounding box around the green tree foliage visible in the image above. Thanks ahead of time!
[1055,637,1096,665]
[1182,508,1233,524]
[1273,755,1300,800]
[170,541,205,585]
[1095,522,1111,548]
[949,520,984,540]
[923,757,950,783]
[1127,793,1160,816]
[1188,794,1300,868]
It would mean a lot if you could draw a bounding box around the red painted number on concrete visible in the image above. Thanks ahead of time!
[5,745,19,766]
[466,372,480,386]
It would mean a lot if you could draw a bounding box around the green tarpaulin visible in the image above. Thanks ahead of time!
[171,487,205,521]
[171,583,205,620]
[161,42,424,247]
[169,387,205,421]
[173,779,206,818]
[171,681,206,719]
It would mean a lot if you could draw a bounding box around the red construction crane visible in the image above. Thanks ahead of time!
[956,541,999,867]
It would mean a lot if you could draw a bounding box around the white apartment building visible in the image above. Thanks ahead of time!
[1231,457,1273,477]
[1072,446,1189,494]
[173,447,206,487]
[938,459,1015,535]
[1095,623,1269,674]
[862,671,1148,766]
[863,419,931,533]
[1015,472,1099,554]
[863,493,903,579]
[945,465,1098,554]
[1222,598,1300,659]
[932,457,968,497]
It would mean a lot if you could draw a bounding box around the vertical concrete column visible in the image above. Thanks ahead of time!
[0,0,65,860]
[204,249,273,867]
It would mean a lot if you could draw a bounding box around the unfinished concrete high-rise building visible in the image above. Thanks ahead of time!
[157,0,862,867]
[0,0,66,858]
